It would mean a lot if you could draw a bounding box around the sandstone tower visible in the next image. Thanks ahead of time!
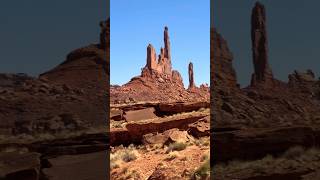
[143,26,173,76]
[250,1,274,87]
[188,62,195,89]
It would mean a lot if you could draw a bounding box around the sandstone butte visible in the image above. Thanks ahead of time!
[110,26,209,103]
[0,19,110,179]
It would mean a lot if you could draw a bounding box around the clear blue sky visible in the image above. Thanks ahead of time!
[111,0,210,87]
[214,0,320,86]
[0,0,107,76]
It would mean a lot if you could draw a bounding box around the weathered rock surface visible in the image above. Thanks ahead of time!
[188,116,210,138]
[124,107,157,122]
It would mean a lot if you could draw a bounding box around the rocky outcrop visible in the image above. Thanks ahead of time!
[212,29,237,88]
[250,2,274,87]
[188,62,195,89]
[288,70,316,86]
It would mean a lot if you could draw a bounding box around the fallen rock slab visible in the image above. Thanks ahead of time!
[126,114,207,138]
[124,107,157,122]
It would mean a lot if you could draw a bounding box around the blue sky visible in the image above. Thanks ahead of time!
[0,0,107,76]
[214,0,320,86]
[111,0,210,87]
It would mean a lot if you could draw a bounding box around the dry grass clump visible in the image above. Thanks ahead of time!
[110,144,140,169]
[165,142,187,153]
[192,137,210,147]
[110,120,126,128]
[164,151,180,161]
[117,167,141,179]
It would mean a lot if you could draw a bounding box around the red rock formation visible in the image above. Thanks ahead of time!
[212,29,237,88]
[142,26,173,76]
[250,2,274,87]
[146,44,157,70]
[171,70,184,87]
[111,26,209,103]
[188,62,195,89]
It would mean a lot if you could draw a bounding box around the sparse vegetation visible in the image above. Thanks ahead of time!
[164,151,179,161]
[117,167,141,179]
[166,142,187,153]
[110,145,140,169]
[192,137,210,147]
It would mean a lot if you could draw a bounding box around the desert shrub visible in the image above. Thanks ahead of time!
[121,148,139,162]
[166,142,187,153]
[192,159,210,179]
[110,145,140,169]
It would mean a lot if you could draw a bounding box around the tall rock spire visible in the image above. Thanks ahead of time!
[142,26,173,76]
[250,1,273,87]
[164,26,171,62]
[162,26,172,75]
[99,20,109,50]
[188,62,195,89]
